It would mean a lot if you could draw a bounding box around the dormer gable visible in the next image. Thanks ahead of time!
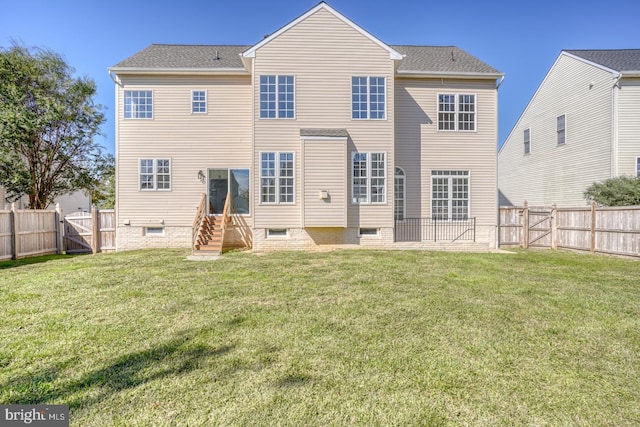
[241,2,403,62]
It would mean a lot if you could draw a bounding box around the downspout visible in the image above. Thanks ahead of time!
[108,69,122,86]
[611,72,622,177]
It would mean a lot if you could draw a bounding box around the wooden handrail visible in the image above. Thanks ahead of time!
[192,193,207,250]
[219,191,234,251]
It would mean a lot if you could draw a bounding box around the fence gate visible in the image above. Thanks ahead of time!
[64,212,93,253]
[527,208,552,248]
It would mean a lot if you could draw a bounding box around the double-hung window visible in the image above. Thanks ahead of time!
[260,152,295,204]
[438,94,476,131]
[192,90,206,113]
[557,114,566,145]
[431,170,469,220]
[352,77,386,119]
[124,90,153,119]
[139,159,171,191]
[351,152,386,204]
[524,128,531,154]
[260,75,295,118]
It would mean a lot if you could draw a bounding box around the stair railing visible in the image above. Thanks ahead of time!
[192,193,207,250]
[219,192,235,252]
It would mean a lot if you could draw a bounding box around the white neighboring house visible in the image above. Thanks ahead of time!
[499,49,640,207]
[1,187,91,216]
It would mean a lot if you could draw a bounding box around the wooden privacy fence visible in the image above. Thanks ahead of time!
[500,202,640,258]
[0,204,114,260]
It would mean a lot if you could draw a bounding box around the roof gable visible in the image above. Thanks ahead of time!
[242,2,403,60]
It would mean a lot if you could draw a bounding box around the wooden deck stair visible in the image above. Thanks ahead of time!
[194,215,223,254]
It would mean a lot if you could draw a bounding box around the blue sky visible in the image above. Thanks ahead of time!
[2,0,640,154]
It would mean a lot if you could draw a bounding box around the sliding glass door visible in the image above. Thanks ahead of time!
[208,169,250,215]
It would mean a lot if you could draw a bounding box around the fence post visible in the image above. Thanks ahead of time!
[590,202,597,254]
[91,204,100,254]
[522,201,529,249]
[10,203,19,260]
[551,203,558,250]
[55,203,63,255]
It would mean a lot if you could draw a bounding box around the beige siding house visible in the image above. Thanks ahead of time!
[499,50,640,207]
[109,2,503,253]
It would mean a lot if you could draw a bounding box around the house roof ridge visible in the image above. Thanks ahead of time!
[148,43,252,47]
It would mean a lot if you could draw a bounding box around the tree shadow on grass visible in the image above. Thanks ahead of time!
[0,254,79,270]
[0,332,234,409]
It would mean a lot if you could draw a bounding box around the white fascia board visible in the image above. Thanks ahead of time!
[301,136,348,141]
[108,67,249,76]
[242,3,403,61]
[620,71,640,77]
[396,70,504,79]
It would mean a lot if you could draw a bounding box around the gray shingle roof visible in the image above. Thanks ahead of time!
[111,44,249,69]
[111,44,500,76]
[565,49,640,72]
[392,45,501,75]
[300,128,349,138]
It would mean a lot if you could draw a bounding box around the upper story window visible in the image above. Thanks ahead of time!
[352,77,386,119]
[140,159,170,191]
[438,94,476,131]
[260,75,295,118]
[557,114,566,145]
[124,90,153,119]
[192,90,206,113]
[524,128,531,154]
[260,152,295,204]
[352,152,386,204]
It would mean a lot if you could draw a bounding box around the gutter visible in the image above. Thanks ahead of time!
[107,67,250,76]
[396,70,505,80]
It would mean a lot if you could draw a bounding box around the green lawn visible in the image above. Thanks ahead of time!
[1,249,639,426]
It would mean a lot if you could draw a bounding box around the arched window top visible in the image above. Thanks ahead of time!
[395,167,405,177]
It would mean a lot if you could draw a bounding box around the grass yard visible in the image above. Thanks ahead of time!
[0,249,639,426]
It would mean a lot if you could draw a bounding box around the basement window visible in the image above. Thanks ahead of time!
[145,227,165,236]
[267,228,288,238]
[358,228,379,236]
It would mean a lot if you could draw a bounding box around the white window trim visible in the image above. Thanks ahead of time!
[394,167,406,221]
[259,75,296,119]
[124,90,153,119]
[191,90,207,114]
[259,152,296,205]
[430,170,471,221]
[524,128,531,155]
[437,93,477,132]
[351,152,387,205]
[636,156,640,177]
[139,158,171,192]
[557,114,566,145]
[351,76,387,120]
